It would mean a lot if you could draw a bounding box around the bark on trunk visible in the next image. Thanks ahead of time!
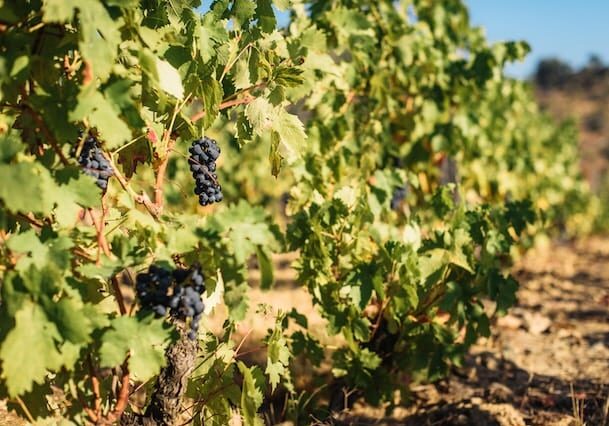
[120,330,197,426]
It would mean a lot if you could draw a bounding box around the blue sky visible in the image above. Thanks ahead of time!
[465,0,609,78]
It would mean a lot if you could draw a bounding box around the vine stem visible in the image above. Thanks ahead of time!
[88,207,111,263]
[190,95,254,123]
[14,396,34,423]
[103,359,131,425]
[233,328,254,358]
[15,212,43,229]
[154,137,175,210]
[23,104,70,166]
[103,152,160,220]
[88,200,130,425]
[76,391,98,424]
[111,276,128,316]
[87,355,102,419]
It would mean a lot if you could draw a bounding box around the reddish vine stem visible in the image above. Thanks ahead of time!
[111,276,128,316]
[234,345,265,359]
[77,392,98,424]
[15,212,43,229]
[88,208,111,264]
[190,95,254,123]
[87,355,102,419]
[88,202,130,424]
[103,359,131,425]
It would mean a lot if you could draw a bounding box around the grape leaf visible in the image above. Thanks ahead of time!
[41,0,79,22]
[99,315,174,382]
[231,0,257,28]
[0,163,56,214]
[156,59,184,100]
[78,2,120,82]
[254,0,275,33]
[48,298,95,344]
[238,362,264,426]
[0,302,63,396]
[273,109,306,163]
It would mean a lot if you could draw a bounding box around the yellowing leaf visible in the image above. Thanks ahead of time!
[156,59,184,100]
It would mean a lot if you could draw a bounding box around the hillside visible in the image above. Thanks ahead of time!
[534,59,609,190]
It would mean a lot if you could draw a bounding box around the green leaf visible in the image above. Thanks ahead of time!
[7,230,73,271]
[70,85,132,149]
[254,0,276,33]
[265,331,290,391]
[232,0,257,28]
[99,316,174,382]
[196,14,229,64]
[48,298,95,344]
[238,362,264,426]
[208,201,279,264]
[78,2,120,82]
[0,163,55,214]
[42,0,78,22]
[246,98,305,166]
[53,168,102,225]
[201,77,223,128]
[272,108,306,163]
[246,97,273,133]
[0,302,63,396]
[255,246,274,289]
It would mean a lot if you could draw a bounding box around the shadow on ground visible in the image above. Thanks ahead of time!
[329,352,607,426]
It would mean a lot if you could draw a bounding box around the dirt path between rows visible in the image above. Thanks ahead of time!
[335,237,609,426]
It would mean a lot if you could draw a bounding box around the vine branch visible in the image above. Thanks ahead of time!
[154,137,175,211]
[103,152,160,220]
[23,104,70,166]
[111,276,128,316]
[87,355,102,419]
[103,359,131,425]
[190,94,255,123]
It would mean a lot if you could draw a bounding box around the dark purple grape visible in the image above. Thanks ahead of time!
[74,134,114,191]
[189,137,222,207]
[153,305,166,316]
[135,264,206,342]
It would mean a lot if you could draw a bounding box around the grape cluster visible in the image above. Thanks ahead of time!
[76,135,114,191]
[390,185,408,210]
[135,265,206,340]
[188,137,223,206]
